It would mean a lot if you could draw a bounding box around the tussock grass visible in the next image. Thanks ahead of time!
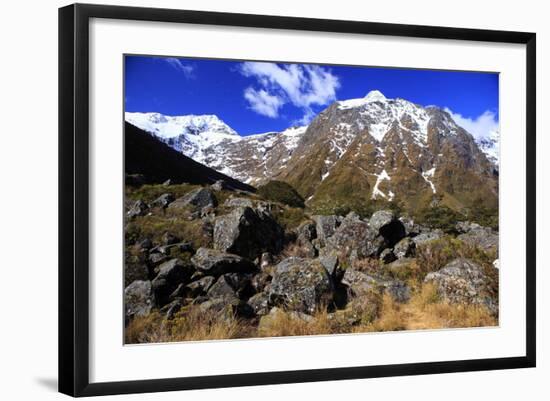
[353,283,497,333]
[281,242,315,259]
[257,308,335,338]
[125,306,253,344]
[354,293,407,333]
[351,257,382,273]
[126,284,497,343]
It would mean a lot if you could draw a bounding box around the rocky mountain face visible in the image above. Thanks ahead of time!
[278,91,498,214]
[197,126,307,185]
[126,111,306,185]
[125,90,499,214]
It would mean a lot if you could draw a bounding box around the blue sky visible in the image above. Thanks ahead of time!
[125,55,499,138]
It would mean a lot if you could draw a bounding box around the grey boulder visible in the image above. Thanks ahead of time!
[312,215,340,246]
[124,280,154,322]
[268,258,333,314]
[457,226,499,252]
[325,219,384,260]
[150,193,175,209]
[394,237,416,259]
[424,258,498,315]
[369,210,406,246]
[224,197,254,208]
[127,200,148,218]
[169,188,218,210]
[342,269,410,303]
[213,206,284,260]
[412,230,443,246]
[151,258,194,305]
[191,247,256,276]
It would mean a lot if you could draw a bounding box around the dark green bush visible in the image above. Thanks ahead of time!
[257,180,305,208]
[465,206,499,231]
[415,206,464,233]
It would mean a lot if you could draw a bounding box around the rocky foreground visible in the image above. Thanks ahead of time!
[124,180,499,343]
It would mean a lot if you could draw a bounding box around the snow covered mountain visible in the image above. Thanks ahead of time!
[124,112,241,161]
[276,90,498,213]
[125,111,307,184]
[197,126,307,183]
[125,90,498,214]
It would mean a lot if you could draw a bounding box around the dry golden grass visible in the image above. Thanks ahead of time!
[354,293,407,333]
[125,306,253,344]
[353,283,497,333]
[351,257,382,273]
[257,308,335,338]
[281,242,316,259]
[126,284,497,343]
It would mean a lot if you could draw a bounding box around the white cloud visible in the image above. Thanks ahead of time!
[164,58,195,78]
[239,62,340,121]
[444,108,499,141]
[295,108,316,125]
[243,87,284,118]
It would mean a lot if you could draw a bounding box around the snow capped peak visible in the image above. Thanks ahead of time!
[125,111,241,161]
[337,90,388,110]
[364,90,387,103]
[335,91,430,144]
[125,112,238,139]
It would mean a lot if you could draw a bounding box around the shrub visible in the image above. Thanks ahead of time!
[257,180,305,208]
[415,206,465,233]
[465,206,499,231]
[272,207,308,230]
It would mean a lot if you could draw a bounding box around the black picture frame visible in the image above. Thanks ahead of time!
[59,3,536,397]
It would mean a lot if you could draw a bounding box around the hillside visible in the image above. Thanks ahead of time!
[125,122,255,192]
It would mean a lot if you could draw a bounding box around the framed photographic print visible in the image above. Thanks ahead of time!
[58,3,536,397]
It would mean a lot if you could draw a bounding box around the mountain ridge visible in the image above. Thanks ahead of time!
[125,90,499,214]
[124,122,255,192]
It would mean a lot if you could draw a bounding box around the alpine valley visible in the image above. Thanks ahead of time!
[124,89,500,343]
[125,90,499,216]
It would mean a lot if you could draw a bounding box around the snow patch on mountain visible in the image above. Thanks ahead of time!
[422,167,437,194]
[372,169,391,200]
[476,128,500,166]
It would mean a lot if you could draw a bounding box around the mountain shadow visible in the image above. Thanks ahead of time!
[125,122,255,192]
